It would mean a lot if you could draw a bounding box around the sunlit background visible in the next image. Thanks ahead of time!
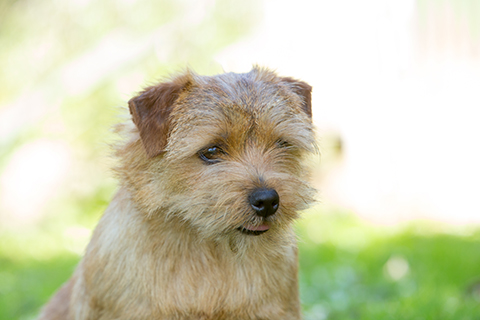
[1,0,480,319]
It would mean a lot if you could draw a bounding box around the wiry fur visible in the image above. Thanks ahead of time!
[38,67,316,320]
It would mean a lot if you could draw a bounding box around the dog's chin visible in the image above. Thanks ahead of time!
[237,224,270,236]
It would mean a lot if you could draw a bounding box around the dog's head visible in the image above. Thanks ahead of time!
[119,67,316,249]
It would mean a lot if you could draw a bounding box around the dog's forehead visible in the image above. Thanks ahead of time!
[174,74,300,139]
[167,72,313,157]
[183,72,294,120]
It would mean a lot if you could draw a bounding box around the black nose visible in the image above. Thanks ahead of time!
[249,188,280,218]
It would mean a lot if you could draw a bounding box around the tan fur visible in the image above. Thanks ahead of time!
[38,67,316,320]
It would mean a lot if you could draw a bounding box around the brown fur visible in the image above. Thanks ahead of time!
[38,67,316,320]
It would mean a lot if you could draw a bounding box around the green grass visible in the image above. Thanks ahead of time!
[298,211,480,319]
[0,255,79,320]
[1,209,480,319]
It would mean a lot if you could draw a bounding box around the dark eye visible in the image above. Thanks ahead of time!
[275,139,291,149]
[198,146,224,164]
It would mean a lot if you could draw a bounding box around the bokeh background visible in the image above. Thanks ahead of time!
[1,0,480,319]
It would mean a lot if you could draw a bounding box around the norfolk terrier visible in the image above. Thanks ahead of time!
[38,67,316,320]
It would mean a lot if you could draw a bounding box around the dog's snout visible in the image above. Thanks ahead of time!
[249,188,279,218]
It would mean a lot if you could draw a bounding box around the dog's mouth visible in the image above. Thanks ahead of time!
[237,223,270,236]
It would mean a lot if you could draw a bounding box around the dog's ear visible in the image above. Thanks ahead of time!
[281,77,312,118]
[129,75,192,158]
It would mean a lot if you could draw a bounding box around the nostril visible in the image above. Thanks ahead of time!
[252,200,264,210]
[249,188,280,218]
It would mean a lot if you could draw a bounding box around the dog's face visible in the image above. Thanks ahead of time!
[120,67,315,247]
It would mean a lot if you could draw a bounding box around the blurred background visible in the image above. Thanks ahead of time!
[1,0,480,319]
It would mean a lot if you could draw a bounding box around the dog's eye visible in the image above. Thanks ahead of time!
[198,146,224,164]
[275,139,291,149]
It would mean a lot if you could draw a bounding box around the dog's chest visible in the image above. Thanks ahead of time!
[83,194,300,319]
[149,239,297,318]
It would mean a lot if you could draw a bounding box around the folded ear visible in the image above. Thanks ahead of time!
[281,77,312,118]
[128,74,192,158]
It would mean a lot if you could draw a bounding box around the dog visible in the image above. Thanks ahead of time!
[38,67,316,320]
